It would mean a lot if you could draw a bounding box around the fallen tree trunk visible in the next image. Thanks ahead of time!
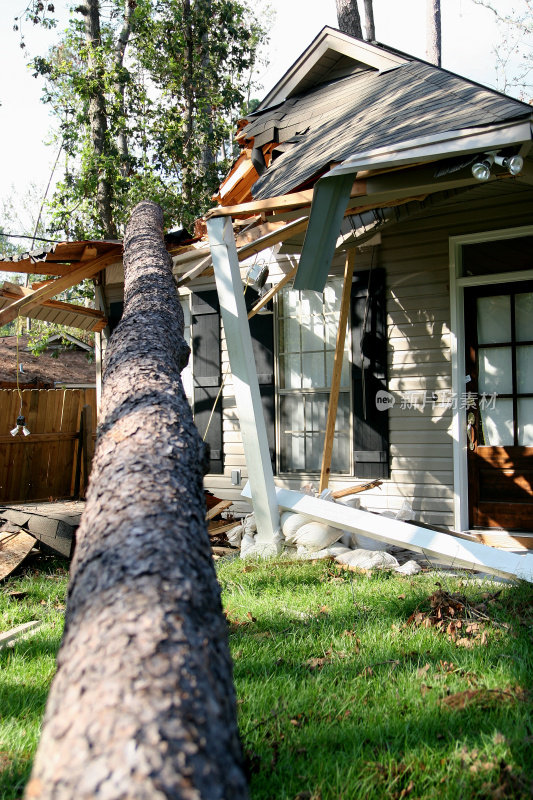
[25,201,248,799]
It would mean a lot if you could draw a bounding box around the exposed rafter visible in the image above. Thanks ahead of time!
[0,248,122,328]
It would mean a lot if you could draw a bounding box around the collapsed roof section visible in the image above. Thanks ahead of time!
[210,26,533,290]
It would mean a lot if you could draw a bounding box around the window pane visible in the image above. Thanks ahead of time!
[301,291,323,316]
[279,353,301,389]
[480,399,514,446]
[518,398,533,445]
[324,281,341,312]
[477,296,511,343]
[279,392,350,473]
[277,280,351,474]
[478,346,513,394]
[516,293,533,342]
[279,288,299,317]
[281,317,300,353]
[517,346,533,393]
[302,352,324,388]
[301,315,325,352]
[325,316,338,349]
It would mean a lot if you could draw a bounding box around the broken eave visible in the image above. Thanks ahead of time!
[295,117,533,291]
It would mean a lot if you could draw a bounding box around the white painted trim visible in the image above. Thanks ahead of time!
[326,119,533,177]
[258,27,406,109]
[207,217,282,552]
[242,483,533,582]
[449,225,533,532]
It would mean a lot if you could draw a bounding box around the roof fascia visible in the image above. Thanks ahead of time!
[296,119,533,292]
[327,118,533,177]
[257,26,407,111]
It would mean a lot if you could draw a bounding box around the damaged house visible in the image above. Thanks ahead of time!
[104,26,533,549]
[172,27,533,549]
[2,28,532,563]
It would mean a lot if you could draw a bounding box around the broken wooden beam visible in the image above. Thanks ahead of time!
[331,480,384,498]
[0,247,122,328]
[205,499,233,522]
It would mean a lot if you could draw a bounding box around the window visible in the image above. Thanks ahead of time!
[276,278,351,474]
[180,294,193,407]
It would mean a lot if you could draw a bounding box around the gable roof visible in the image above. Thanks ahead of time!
[237,27,532,202]
[257,26,406,110]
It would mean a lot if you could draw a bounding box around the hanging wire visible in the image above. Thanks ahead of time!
[30,138,64,250]
[15,313,23,417]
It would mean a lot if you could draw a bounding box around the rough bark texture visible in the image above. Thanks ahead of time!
[336,0,363,38]
[426,0,442,66]
[363,0,375,41]
[84,0,118,238]
[114,0,135,178]
[25,201,248,800]
[183,0,195,210]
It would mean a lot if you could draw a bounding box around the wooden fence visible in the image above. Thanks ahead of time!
[0,389,97,503]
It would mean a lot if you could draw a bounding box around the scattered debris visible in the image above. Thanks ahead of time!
[241,484,533,582]
[407,585,507,646]
[0,620,41,649]
[0,527,36,581]
[440,687,524,710]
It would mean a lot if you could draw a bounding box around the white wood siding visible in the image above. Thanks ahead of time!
[206,183,533,522]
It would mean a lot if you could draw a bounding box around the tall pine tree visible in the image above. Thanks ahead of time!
[24,0,267,237]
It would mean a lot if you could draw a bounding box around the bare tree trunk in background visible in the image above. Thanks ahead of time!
[199,0,215,176]
[426,0,442,66]
[183,0,195,211]
[24,200,249,800]
[336,0,363,38]
[83,0,118,238]
[363,0,375,40]
[114,0,135,178]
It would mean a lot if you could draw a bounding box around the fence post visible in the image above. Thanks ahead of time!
[80,404,94,498]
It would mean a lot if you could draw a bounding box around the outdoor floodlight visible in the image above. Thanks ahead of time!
[472,154,494,181]
[246,260,270,295]
[10,415,31,437]
[494,154,524,176]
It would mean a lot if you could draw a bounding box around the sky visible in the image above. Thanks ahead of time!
[0,0,523,233]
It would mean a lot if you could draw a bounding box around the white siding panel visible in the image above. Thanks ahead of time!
[203,185,533,532]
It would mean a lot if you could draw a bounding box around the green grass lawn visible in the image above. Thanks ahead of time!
[1,554,532,799]
[0,554,67,798]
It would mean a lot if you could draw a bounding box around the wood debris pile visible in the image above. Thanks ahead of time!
[407,584,506,647]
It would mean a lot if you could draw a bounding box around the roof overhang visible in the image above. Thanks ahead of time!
[295,117,533,291]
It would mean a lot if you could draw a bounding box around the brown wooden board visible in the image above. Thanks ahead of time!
[0,529,36,581]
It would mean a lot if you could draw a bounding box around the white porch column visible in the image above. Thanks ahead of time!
[207,216,282,553]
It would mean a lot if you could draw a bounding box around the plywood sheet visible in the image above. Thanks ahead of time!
[0,529,36,581]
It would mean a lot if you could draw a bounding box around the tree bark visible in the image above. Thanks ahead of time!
[182,0,195,212]
[24,201,249,800]
[83,0,118,238]
[336,0,363,38]
[426,0,442,66]
[114,0,135,178]
[363,0,375,41]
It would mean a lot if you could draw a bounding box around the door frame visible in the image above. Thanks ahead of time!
[449,225,533,531]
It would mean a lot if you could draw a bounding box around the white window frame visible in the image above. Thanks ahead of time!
[449,224,533,531]
[274,277,353,477]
